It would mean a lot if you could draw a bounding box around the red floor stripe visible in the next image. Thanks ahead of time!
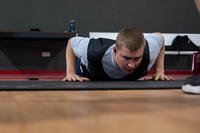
[148,70,192,75]
[0,70,65,74]
[0,70,192,75]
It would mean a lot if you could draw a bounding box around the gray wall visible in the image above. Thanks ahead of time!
[0,0,199,36]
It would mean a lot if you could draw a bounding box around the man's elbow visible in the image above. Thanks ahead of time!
[154,32,165,46]
[67,38,73,46]
[154,32,163,37]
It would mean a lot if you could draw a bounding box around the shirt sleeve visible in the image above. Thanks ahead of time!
[70,37,90,66]
[146,33,164,70]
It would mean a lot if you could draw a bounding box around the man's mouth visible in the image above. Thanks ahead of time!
[124,68,135,73]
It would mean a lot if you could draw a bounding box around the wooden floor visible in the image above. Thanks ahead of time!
[0,89,199,133]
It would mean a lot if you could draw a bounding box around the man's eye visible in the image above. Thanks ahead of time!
[123,56,141,61]
[134,57,140,61]
[123,57,130,60]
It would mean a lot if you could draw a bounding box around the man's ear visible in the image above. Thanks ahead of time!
[113,46,117,54]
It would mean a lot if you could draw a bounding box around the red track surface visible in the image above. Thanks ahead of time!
[0,70,192,81]
[0,70,65,81]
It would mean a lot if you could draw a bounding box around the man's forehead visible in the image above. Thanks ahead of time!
[119,48,143,58]
[120,44,144,53]
[119,41,145,49]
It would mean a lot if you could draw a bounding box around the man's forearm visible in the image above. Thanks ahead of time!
[66,39,77,74]
[155,45,165,73]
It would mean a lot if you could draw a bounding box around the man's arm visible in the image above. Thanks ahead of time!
[150,33,173,80]
[194,0,200,13]
[62,38,89,81]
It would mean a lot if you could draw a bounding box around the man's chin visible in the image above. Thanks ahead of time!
[123,69,135,74]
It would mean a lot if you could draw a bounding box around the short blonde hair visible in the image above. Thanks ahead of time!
[116,27,145,51]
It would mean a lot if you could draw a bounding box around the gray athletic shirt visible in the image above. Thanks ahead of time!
[70,33,164,79]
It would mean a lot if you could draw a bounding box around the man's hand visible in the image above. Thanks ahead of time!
[62,73,90,82]
[145,71,174,81]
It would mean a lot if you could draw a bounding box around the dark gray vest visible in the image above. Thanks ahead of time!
[80,38,150,81]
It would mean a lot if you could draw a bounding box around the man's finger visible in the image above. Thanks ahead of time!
[144,77,152,80]
[75,75,84,81]
[81,77,90,81]
[154,75,159,80]
[62,77,67,81]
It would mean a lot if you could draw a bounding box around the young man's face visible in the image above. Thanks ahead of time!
[114,44,144,74]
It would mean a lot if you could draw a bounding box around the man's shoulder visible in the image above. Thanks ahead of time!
[145,33,164,46]
[145,33,163,39]
[71,36,90,41]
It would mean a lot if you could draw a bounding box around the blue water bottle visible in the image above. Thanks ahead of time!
[68,20,76,33]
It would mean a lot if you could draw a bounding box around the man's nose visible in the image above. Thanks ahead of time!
[128,62,136,68]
